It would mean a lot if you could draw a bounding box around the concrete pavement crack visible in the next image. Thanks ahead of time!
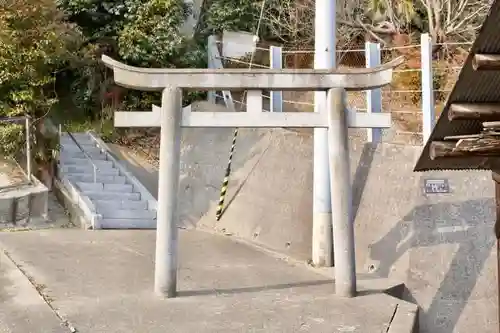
[2,249,78,333]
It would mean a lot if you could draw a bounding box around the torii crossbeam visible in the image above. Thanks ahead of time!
[101,55,403,299]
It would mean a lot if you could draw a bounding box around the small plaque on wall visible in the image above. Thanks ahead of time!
[424,179,450,194]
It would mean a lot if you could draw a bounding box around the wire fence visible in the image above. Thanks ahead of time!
[213,38,472,145]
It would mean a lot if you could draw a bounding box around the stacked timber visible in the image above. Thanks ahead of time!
[430,104,500,159]
[429,53,500,160]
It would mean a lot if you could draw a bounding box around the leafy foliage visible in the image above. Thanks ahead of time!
[0,125,25,158]
[0,0,81,118]
[56,0,128,42]
[118,0,190,66]
[0,0,82,161]
[58,0,206,113]
[203,0,261,34]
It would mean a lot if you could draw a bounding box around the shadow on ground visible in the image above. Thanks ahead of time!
[369,198,496,333]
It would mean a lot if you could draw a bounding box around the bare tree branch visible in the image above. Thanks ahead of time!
[418,0,493,42]
[261,0,491,49]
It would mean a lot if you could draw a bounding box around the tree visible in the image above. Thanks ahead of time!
[202,0,261,35]
[56,0,128,47]
[260,0,492,48]
[118,0,193,67]
[339,0,491,44]
[58,0,206,113]
[261,0,314,46]
[259,0,413,48]
[418,0,493,43]
[0,0,82,163]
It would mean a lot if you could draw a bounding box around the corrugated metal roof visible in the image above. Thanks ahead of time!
[414,0,500,172]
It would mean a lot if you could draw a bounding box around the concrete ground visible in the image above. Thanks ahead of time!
[0,229,416,333]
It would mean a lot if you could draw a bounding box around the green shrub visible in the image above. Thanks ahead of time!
[0,0,82,162]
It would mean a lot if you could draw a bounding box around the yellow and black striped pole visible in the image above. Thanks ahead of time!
[214,0,267,221]
[215,128,239,221]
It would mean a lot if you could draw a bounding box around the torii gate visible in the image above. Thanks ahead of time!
[101,55,404,299]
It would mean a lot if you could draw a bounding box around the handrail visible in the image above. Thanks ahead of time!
[58,123,99,183]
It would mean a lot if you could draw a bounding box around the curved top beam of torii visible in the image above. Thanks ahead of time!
[101,55,404,92]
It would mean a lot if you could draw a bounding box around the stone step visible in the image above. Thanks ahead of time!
[61,146,102,155]
[98,209,156,220]
[60,137,97,146]
[104,183,134,192]
[60,151,108,160]
[60,138,96,147]
[76,182,133,193]
[67,174,127,184]
[62,165,119,175]
[100,218,156,229]
[76,182,103,192]
[61,132,92,140]
[93,199,148,210]
[62,158,114,168]
[61,132,92,138]
[84,191,141,201]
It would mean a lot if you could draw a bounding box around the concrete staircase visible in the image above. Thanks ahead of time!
[58,132,157,229]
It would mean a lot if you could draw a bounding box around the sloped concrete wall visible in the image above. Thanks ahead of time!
[196,128,315,260]
[110,127,498,333]
[109,127,315,257]
[184,129,498,332]
[353,146,497,333]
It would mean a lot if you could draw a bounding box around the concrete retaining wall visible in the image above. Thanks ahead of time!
[350,142,496,332]
[52,177,98,229]
[109,126,498,332]
[186,127,498,332]
[195,128,315,260]
[0,178,48,227]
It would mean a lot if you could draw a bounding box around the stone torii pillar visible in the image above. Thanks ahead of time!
[101,55,403,299]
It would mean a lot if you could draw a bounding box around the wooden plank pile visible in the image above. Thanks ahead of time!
[430,54,500,160]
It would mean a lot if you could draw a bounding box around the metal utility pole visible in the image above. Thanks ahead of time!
[312,0,336,267]
[313,0,357,297]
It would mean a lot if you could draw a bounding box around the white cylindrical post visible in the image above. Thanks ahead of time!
[207,35,216,104]
[269,46,283,113]
[327,88,356,297]
[312,0,336,267]
[421,33,435,144]
[365,42,383,143]
[25,117,31,181]
[155,87,183,298]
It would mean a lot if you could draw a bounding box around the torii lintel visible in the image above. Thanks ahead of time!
[101,55,404,92]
